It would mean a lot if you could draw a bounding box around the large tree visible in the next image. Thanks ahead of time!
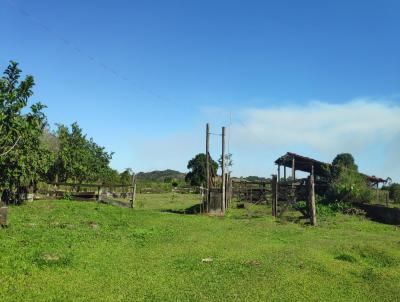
[0,61,51,203]
[50,122,113,184]
[332,153,358,171]
[185,153,218,187]
[327,153,372,204]
[120,168,133,186]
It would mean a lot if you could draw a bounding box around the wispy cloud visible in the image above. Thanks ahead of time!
[227,98,400,180]
[231,99,400,153]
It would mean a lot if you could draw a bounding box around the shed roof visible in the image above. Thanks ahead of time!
[274,152,387,184]
[274,152,330,176]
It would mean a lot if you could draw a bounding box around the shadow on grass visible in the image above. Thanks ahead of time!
[162,203,202,215]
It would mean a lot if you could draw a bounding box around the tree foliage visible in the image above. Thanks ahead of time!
[327,153,372,204]
[332,153,358,171]
[0,61,122,203]
[185,153,218,187]
[218,153,233,170]
[388,183,400,203]
[0,61,52,203]
[49,123,113,184]
[119,168,133,186]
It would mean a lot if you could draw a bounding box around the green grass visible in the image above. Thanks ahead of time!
[0,193,399,301]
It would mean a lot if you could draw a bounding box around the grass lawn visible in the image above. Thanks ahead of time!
[0,193,399,301]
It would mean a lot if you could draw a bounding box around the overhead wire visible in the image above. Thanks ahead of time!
[3,0,178,107]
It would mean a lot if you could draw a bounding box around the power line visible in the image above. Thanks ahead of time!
[3,0,178,107]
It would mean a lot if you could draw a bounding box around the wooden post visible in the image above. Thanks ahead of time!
[277,165,280,182]
[272,175,278,217]
[0,206,7,227]
[292,156,296,180]
[97,186,101,201]
[206,123,210,213]
[221,126,226,213]
[131,174,136,208]
[229,176,232,208]
[225,173,230,210]
[309,165,317,226]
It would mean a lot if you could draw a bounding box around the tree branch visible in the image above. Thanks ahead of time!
[0,136,21,157]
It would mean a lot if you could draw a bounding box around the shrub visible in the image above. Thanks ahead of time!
[63,191,72,201]
[327,165,373,204]
[388,183,400,203]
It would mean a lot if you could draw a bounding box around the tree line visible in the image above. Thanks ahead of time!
[0,61,132,204]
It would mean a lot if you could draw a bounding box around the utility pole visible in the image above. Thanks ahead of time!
[206,123,210,212]
[221,126,226,212]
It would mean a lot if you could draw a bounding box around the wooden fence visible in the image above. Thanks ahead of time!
[34,181,136,208]
[232,180,272,204]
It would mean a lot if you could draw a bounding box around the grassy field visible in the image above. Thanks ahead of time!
[0,193,399,301]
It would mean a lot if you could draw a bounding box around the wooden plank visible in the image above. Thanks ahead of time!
[47,182,132,188]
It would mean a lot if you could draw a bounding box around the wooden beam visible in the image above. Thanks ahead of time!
[46,182,132,188]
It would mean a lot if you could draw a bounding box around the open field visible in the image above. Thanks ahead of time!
[0,193,400,301]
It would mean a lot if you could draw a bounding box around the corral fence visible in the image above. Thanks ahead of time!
[34,181,137,208]
[231,179,272,204]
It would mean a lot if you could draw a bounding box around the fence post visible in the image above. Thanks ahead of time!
[272,175,277,217]
[309,165,317,226]
[130,174,136,208]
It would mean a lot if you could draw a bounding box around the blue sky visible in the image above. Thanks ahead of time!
[1,0,400,180]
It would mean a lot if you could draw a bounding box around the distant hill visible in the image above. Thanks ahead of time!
[136,169,186,182]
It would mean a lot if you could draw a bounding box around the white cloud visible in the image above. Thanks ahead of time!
[231,99,400,154]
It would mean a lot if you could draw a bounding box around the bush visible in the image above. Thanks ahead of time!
[63,191,72,201]
[388,183,400,203]
[327,166,373,204]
